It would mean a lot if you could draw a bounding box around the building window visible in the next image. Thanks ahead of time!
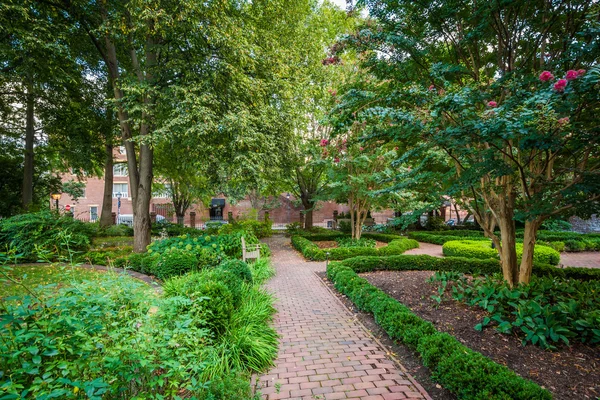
[113,163,128,177]
[113,183,128,198]
[90,206,98,222]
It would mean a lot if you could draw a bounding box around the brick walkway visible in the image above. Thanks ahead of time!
[257,236,429,400]
[405,242,599,268]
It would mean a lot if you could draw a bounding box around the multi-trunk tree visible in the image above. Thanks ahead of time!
[331,0,599,285]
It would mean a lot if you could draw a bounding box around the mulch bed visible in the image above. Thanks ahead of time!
[361,270,600,400]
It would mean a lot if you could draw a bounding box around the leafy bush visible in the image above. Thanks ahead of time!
[442,240,560,265]
[163,272,234,335]
[408,231,488,245]
[541,219,573,231]
[78,247,132,266]
[126,252,159,275]
[94,223,133,237]
[285,221,303,236]
[337,219,351,233]
[326,261,551,400]
[292,235,419,261]
[151,221,203,237]
[0,273,219,398]
[336,237,376,248]
[0,211,94,261]
[425,216,449,231]
[151,248,199,279]
[219,259,253,284]
[219,219,272,239]
[430,272,600,348]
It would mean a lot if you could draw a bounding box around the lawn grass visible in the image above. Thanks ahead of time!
[0,264,143,298]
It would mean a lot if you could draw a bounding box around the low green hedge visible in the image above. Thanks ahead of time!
[442,240,560,265]
[408,232,489,245]
[291,235,419,261]
[338,254,600,281]
[326,261,551,400]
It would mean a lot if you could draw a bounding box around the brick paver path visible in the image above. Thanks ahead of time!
[405,242,599,268]
[257,236,429,400]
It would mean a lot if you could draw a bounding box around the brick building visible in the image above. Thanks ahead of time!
[54,147,397,227]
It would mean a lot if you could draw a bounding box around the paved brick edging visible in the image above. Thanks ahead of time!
[255,236,430,400]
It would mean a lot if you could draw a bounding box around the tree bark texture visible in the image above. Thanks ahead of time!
[22,79,34,209]
[99,144,114,228]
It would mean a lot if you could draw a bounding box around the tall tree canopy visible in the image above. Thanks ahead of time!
[330,0,600,285]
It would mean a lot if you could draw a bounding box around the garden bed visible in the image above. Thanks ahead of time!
[314,240,388,249]
[361,270,600,400]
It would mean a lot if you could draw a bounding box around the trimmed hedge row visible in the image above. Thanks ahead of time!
[337,254,600,281]
[442,240,561,265]
[408,232,489,245]
[327,261,551,400]
[291,236,419,261]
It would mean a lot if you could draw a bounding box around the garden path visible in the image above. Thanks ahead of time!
[405,242,600,268]
[256,235,430,400]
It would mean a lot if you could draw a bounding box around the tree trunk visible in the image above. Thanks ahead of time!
[99,144,114,228]
[132,143,153,252]
[304,209,313,229]
[453,203,461,224]
[301,197,314,229]
[519,219,543,284]
[22,80,34,210]
[497,199,519,287]
[176,214,184,225]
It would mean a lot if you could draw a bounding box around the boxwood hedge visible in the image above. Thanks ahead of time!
[291,235,419,261]
[326,261,552,400]
[442,240,561,265]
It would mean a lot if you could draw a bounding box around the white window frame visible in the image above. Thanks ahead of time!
[113,163,128,177]
[90,206,99,222]
[113,183,129,198]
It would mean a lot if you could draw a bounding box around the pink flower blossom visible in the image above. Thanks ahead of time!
[320,139,329,147]
[428,85,435,91]
[487,101,497,107]
[557,117,570,125]
[577,69,586,76]
[539,71,554,81]
[359,147,364,151]
[554,79,567,92]
[565,70,578,80]
[394,146,399,150]
[334,157,340,163]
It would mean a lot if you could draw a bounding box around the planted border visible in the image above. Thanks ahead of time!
[442,240,560,265]
[291,235,419,261]
[327,260,552,400]
[337,254,600,281]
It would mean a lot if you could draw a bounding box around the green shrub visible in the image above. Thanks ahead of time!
[326,261,551,400]
[292,235,419,261]
[94,223,134,237]
[219,220,273,239]
[126,252,159,275]
[151,248,198,279]
[151,221,203,237]
[163,272,234,335]
[0,273,216,398]
[336,237,377,248]
[338,219,352,233]
[0,211,94,261]
[285,222,303,236]
[442,240,560,265]
[219,259,253,284]
[79,247,133,265]
[408,231,488,245]
[541,219,573,231]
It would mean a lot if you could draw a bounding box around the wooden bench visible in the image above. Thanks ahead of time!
[241,236,261,262]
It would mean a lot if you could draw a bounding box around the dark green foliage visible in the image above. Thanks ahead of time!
[326,262,551,400]
[126,252,159,275]
[430,272,600,348]
[408,231,488,245]
[292,235,419,260]
[219,259,253,284]
[151,248,198,280]
[78,247,132,266]
[94,224,134,237]
[361,233,406,243]
[206,268,244,304]
[163,272,234,335]
[219,220,273,238]
[150,222,204,237]
[0,211,94,261]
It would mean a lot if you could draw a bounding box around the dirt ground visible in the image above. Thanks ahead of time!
[360,270,600,400]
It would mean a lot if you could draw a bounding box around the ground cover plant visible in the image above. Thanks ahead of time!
[0,238,277,399]
[326,260,551,399]
[335,237,376,248]
[442,240,560,265]
[292,235,418,260]
[429,272,600,349]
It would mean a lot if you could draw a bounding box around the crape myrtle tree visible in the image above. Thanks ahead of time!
[321,125,396,240]
[330,0,600,285]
